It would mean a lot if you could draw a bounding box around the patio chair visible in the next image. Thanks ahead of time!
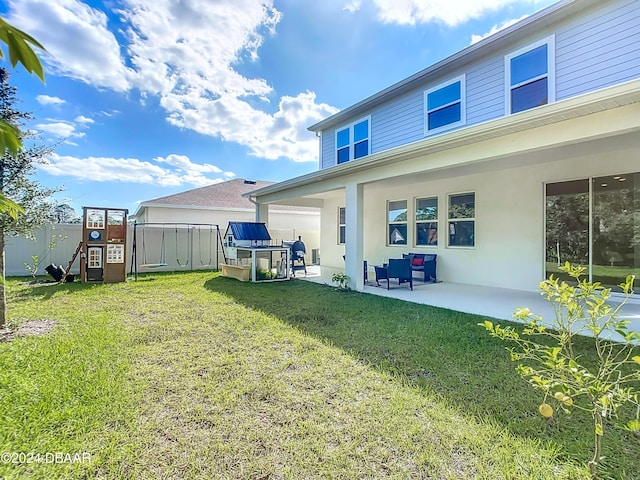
[383,258,413,290]
[403,253,437,282]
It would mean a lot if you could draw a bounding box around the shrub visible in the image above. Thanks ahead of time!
[481,262,640,478]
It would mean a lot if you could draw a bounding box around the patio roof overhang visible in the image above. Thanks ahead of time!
[245,79,640,207]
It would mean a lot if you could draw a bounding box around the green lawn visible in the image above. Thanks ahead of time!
[1,271,638,479]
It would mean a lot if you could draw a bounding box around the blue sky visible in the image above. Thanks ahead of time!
[1,0,556,216]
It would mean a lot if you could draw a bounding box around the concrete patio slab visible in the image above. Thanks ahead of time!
[298,265,640,338]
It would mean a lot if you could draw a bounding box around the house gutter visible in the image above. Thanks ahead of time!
[245,78,640,202]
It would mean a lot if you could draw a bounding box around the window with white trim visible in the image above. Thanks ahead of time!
[415,196,438,246]
[387,200,407,246]
[88,247,103,268]
[506,36,555,114]
[448,193,475,247]
[86,209,105,229]
[338,207,346,244]
[424,75,465,134]
[335,117,370,164]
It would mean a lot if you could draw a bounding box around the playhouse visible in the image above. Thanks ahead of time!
[80,207,128,283]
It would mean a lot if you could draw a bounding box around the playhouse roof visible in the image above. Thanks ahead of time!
[227,222,271,241]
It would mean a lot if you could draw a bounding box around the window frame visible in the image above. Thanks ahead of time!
[505,36,555,115]
[387,199,408,246]
[415,196,438,247]
[88,246,103,268]
[335,116,371,165]
[424,75,466,135]
[338,206,346,245]
[447,192,475,248]
[86,208,105,229]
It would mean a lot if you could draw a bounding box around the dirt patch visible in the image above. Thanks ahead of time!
[19,279,59,286]
[0,318,58,343]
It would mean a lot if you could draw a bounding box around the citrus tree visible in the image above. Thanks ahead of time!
[482,263,640,478]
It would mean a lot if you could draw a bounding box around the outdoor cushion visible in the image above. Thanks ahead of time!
[403,253,437,283]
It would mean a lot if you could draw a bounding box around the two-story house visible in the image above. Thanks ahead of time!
[246,0,640,294]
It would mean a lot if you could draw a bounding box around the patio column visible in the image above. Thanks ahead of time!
[345,182,364,291]
[255,202,269,226]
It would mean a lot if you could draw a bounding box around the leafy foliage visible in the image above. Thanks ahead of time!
[0,68,59,328]
[0,16,45,157]
[331,272,350,290]
[482,262,640,478]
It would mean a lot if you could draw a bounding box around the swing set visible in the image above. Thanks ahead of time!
[130,222,226,279]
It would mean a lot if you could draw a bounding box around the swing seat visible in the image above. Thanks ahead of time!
[140,263,168,268]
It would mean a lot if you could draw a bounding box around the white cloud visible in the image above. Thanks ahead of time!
[7,0,338,163]
[75,115,95,124]
[40,153,235,187]
[343,1,362,13]
[8,0,134,91]
[470,15,527,44]
[36,95,65,105]
[35,121,82,138]
[370,0,544,26]
[36,115,96,138]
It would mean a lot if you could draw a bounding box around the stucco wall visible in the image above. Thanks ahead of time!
[320,134,639,292]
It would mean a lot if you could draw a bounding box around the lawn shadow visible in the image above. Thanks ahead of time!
[8,277,103,302]
[202,275,640,473]
[204,277,545,428]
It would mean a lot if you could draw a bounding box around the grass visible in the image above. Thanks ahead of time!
[1,271,638,479]
[546,262,640,292]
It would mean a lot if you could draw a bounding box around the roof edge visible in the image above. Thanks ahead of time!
[308,0,591,132]
[252,78,640,199]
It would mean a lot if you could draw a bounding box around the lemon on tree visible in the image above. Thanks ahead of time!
[539,403,553,418]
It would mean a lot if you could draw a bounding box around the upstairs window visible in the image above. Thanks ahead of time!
[425,75,465,134]
[336,117,370,164]
[506,36,555,114]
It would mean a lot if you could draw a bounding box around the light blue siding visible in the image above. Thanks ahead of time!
[321,131,335,169]
[466,57,504,125]
[318,0,640,170]
[556,0,640,99]
[371,91,423,153]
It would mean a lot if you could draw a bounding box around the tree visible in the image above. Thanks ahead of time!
[0,17,45,154]
[53,203,81,224]
[0,67,58,328]
[0,16,46,221]
[482,263,640,478]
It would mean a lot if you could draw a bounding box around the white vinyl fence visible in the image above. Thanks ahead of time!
[5,224,84,277]
[5,223,320,278]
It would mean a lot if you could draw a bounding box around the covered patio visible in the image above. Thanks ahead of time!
[298,265,640,338]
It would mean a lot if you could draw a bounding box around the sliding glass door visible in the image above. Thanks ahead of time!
[592,173,640,291]
[546,172,640,293]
